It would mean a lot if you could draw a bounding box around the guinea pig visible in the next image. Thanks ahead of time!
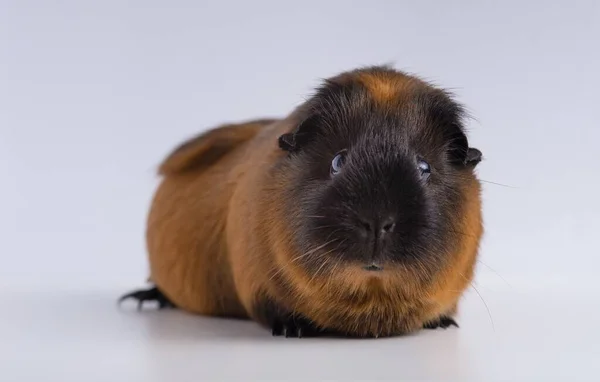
[120,65,484,338]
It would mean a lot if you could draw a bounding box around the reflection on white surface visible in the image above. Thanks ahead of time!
[3,281,600,381]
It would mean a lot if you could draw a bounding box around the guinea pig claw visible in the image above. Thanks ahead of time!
[439,317,459,329]
[118,287,176,310]
[423,316,459,330]
[271,322,286,337]
[284,324,304,338]
[271,318,313,338]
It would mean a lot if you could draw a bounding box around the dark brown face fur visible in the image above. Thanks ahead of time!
[274,66,482,282]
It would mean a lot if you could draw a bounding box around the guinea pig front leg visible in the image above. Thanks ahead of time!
[252,296,324,338]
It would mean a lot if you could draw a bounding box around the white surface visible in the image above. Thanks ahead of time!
[1,1,599,381]
[4,282,600,381]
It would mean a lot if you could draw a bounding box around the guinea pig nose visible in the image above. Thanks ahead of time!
[358,216,396,237]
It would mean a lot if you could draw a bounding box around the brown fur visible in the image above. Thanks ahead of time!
[143,68,483,337]
[146,119,277,317]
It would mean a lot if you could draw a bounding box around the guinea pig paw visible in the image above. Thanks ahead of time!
[118,286,176,310]
[423,316,459,330]
[271,317,315,338]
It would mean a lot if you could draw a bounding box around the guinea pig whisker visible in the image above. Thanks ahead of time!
[266,266,287,282]
[470,283,495,332]
[306,215,326,219]
[476,260,512,289]
[328,254,344,280]
[269,243,326,281]
[267,260,300,283]
[289,238,340,264]
[309,224,338,232]
[267,240,338,282]
[322,240,348,290]
[412,258,433,281]
[307,238,348,287]
[324,228,346,244]
[309,258,331,286]
[479,179,518,189]
[458,272,495,332]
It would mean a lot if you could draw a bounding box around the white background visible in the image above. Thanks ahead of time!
[1,1,599,381]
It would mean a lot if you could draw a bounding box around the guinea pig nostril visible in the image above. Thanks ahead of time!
[361,221,373,232]
[381,218,396,233]
[382,222,395,233]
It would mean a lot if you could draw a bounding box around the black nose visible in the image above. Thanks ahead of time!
[358,216,396,238]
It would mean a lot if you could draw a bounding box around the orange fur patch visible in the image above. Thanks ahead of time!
[331,68,417,105]
[357,72,410,103]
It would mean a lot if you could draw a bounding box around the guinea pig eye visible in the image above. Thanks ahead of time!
[330,150,347,176]
[417,158,431,178]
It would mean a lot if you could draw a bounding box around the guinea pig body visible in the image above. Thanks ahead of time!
[122,66,483,338]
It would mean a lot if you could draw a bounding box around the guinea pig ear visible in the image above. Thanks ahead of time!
[278,115,320,152]
[465,147,483,167]
[446,125,470,165]
[278,133,296,151]
[446,125,482,167]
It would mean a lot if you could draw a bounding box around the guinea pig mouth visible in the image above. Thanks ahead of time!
[363,263,384,272]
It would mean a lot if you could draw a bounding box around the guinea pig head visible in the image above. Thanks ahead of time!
[271,66,483,306]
